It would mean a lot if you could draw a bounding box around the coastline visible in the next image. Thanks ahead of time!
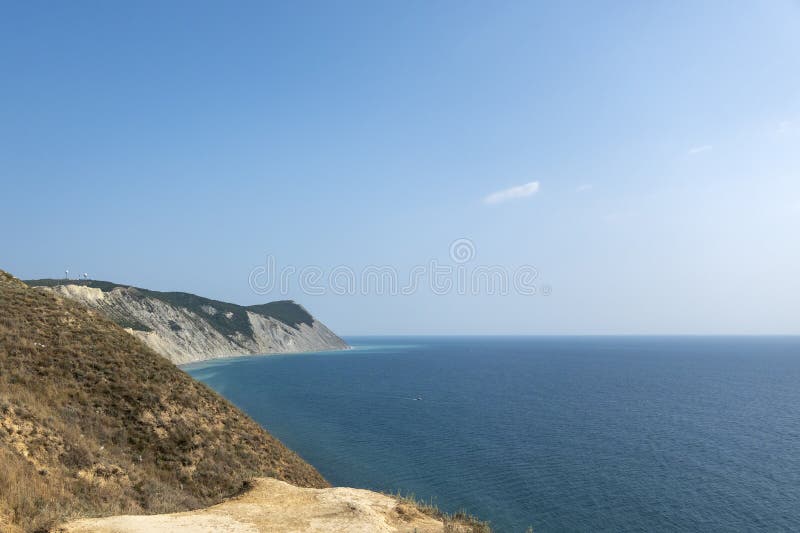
[178,344,353,371]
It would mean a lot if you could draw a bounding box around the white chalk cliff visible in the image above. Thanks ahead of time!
[30,281,347,364]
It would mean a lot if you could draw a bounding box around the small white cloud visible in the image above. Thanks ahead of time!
[576,184,593,193]
[688,145,713,155]
[483,181,540,205]
[778,120,792,134]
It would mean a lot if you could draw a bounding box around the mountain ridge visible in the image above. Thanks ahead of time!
[24,279,347,364]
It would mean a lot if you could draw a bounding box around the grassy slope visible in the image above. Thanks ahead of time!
[24,279,314,336]
[0,270,327,532]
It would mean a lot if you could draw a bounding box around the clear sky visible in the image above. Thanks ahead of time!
[2,1,799,335]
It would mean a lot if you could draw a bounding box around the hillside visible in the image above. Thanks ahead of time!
[24,279,347,364]
[0,270,328,531]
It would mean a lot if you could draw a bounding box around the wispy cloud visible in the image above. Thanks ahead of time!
[688,145,713,155]
[483,181,540,205]
[778,120,792,134]
[576,184,593,193]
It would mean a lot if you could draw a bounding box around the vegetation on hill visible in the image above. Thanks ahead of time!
[0,270,327,532]
[245,300,313,328]
[393,491,492,533]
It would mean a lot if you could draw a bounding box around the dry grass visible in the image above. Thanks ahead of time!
[392,491,492,533]
[0,269,327,532]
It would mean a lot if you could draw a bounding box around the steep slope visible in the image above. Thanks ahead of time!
[0,270,327,532]
[24,279,347,364]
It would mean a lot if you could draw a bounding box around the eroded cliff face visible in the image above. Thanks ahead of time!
[36,283,348,364]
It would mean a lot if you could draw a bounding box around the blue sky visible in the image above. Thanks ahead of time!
[2,1,799,334]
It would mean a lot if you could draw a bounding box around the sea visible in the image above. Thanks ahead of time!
[184,336,800,532]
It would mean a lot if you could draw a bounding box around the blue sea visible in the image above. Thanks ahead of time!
[184,336,800,532]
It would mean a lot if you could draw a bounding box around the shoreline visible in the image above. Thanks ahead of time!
[178,344,352,370]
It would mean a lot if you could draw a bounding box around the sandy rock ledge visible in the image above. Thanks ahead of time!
[61,477,451,533]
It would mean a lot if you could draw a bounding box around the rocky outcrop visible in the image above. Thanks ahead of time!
[26,280,348,364]
[61,477,456,533]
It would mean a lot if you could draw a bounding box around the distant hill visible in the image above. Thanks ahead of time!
[0,269,327,532]
[24,279,347,364]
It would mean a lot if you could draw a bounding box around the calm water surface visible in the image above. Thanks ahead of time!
[185,336,800,532]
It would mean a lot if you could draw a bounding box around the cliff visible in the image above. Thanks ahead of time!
[0,269,327,532]
[1,270,488,532]
[24,279,348,364]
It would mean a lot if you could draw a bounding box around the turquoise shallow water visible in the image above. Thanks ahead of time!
[185,336,800,532]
